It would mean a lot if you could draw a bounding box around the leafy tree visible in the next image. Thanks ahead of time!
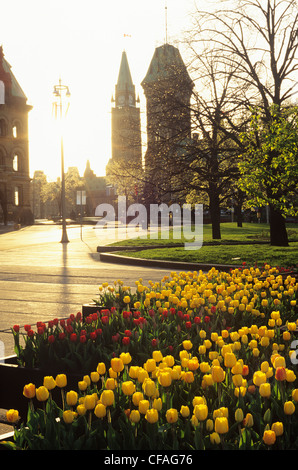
[239,105,298,244]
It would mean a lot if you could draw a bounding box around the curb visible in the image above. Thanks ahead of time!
[97,244,184,252]
[98,251,240,272]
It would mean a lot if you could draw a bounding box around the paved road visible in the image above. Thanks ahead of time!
[0,222,172,358]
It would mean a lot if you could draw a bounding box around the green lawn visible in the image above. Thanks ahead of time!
[110,222,298,245]
[121,242,298,268]
[108,223,298,268]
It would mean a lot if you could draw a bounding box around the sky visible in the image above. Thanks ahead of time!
[1,0,199,181]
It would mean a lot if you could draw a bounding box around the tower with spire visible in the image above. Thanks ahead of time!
[110,51,142,165]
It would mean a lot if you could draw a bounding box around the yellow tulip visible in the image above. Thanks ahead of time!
[66,390,78,407]
[145,408,159,424]
[273,356,286,368]
[84,394,96,410]
[180,405,190,418]
[96,362,106,375]
[286,369,296,382]
[130,410,141,423]
[139,399,150,415]
[232,374,243,388]
[214,417,229,434]
[152,398,162,411]
[183,340,193,350]
[144,359,156,373]
[120,352,132,365]
[142,379,156,397]
[129,366,140,379]
[132,392,144,406]
[55,374,67,388]
[111,357,124,373]
[292,389,298,402]
[83,375,91,386]
[284,401,295,415]
[6,409,19,423]
[206,419,214,432]
[259,383,271,398]
[158,371,172,387]
[152,350,163,362]
[23,383,36,399]
[271,422,283,437]
[36,386,49,402]
[90,372,100,383]
[211,366,225,383]
[243,413,254,427]
[122,381,136,396]
[76,404,86,416]
[235,408,244,423]
[253,371,267,387]
[63,410,75,424]
[43,376,56,391]
[163,355,175,367]
[105,378,117,390]
[263,430,276,446]
[166,408,178,424]
[231,361,243,375]
[210,432,221,445]
[100,390,114,407]
[94,403,106,418]
[200,362,210,373]
[194,404,208,421]
[184,371,195,384]
[78,381,88,391]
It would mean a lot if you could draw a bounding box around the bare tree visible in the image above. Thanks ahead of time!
[189,0,298,245]
[182,48,248,239]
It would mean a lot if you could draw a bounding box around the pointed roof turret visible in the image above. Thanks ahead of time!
[141,43,193,90]
[0,46,27,102]
[116,50,134,94]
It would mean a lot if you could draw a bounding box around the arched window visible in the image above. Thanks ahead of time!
[14,187,19,206]
[12,121,22,138]
[0,81,4,104]
[13,154,19,171]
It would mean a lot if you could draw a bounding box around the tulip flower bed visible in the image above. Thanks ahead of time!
[2,265,298,450]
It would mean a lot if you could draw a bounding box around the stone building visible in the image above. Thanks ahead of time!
[141,43,193,206]
[0,46,33,224]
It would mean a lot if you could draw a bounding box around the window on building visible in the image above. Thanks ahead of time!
[14,187,19,206]
[13,154,19,171]
[0,81,4,104]
[12,122,21,138]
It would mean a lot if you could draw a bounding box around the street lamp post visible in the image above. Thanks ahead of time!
[53,79,71,243]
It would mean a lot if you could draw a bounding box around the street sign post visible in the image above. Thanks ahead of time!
[76,190,86,240]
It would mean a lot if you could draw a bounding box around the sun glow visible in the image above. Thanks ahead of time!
[1,0,194,181]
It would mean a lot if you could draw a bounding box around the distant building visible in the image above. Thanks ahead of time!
[0,46,33,224]
[84,160,110,216]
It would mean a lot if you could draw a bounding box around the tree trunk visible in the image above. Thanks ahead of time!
[235,204,243,227]
[269,204,288,246]
[209,188,221,239]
